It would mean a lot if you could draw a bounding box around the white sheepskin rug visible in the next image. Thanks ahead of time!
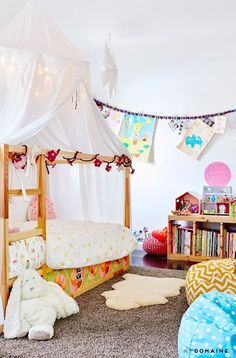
[101,273,185,310]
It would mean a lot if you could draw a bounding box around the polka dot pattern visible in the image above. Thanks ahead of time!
[178,292,236,357]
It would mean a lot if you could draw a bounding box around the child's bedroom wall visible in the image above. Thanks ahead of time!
[1,0,236,231]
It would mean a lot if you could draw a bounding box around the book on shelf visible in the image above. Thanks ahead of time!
[171,225,193,255]
[224,231,236,258]
[196,229,220,257]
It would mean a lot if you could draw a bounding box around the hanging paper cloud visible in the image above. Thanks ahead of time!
[101,41,118,98]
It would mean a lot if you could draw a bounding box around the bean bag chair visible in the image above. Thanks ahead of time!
[186,259,236,305]
[178,291,236,358]
[143,228,167,256]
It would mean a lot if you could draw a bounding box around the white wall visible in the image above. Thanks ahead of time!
[131,118,236,230]
[1,0,236,230]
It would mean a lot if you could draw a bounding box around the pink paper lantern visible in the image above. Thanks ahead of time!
[204,162,231,186]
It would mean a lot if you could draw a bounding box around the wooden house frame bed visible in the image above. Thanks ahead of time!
[0,144,131,334]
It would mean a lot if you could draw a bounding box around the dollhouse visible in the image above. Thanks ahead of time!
[175,191,201,215]
[202,186,232,215]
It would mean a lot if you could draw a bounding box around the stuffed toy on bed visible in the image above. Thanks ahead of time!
[3,269,79,340]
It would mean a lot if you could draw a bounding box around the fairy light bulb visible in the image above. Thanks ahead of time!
[38,67,44,75]
[0,55,6,65]
[8,64,15,71]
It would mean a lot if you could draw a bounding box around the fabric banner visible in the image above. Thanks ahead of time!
[119,114,156,161]
[177,119,215,160]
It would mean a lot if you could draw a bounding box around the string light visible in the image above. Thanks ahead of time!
[8,64,15,72]
[38,68,44,75]
[0,55,5,65]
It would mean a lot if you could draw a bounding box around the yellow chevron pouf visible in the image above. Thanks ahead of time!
[186,258,236,305]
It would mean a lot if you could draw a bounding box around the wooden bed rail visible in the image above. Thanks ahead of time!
[0,145,48,334]
[0,145,9,334]
[9,189,41,196]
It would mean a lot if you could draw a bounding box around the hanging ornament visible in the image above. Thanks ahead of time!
[101,36,118,99]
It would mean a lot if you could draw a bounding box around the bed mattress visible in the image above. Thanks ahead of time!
[9,219,136,277]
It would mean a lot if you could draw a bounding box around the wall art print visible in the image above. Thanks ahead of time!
[177,119,215,160]
[119,113,156,161]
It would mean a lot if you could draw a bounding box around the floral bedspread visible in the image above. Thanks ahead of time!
[10,219,136,273]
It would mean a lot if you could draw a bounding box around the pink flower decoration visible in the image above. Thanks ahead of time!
[94,158,102,167]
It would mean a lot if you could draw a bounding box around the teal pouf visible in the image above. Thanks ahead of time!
[178,292,236,357]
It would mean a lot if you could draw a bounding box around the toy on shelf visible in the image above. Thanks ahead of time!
[143,227,167,256]
[230,200,236,218]
[133,227,149,243]
[172,191,201,215]
[202,186,232,215]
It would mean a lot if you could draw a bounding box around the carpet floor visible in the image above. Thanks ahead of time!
[0,266,187,358]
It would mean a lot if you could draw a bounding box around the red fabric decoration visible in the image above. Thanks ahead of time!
[152,227,168,242]
[116,155,125,166]
[105,164,112,172]
[143,236,167,256]
[47,149,60,163]
[94,158,102,167]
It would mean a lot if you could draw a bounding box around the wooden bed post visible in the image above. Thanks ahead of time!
[124,167,131,229]
[0,144,9,334]
[37,154,47,278]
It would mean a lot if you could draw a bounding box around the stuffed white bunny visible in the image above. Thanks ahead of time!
[4,269,79,340]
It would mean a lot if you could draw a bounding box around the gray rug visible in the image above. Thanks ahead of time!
[0,266,187,358]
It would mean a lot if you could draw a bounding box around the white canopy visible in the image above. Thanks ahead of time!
[0,0,86,61]
[0,0,129,224]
